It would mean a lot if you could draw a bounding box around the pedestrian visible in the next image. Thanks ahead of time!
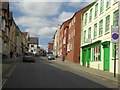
[62,55,65,62]
[10,50,13,58]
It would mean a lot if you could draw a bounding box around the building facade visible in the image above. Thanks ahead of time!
[48,40,54,54]
[28,37,39,54]
[81,0,119,74]
[1,2,12,58]
[53,26,60,57]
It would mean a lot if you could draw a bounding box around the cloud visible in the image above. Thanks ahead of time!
[25,27,56,39]
[13,2,62,17]
[58,11,74,24]
[67,0,94,8]
[15,16,58,28]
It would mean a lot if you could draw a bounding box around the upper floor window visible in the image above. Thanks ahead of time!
[94,23,97,38]
[105,15,110,32]
[88,27,91,39]
[106,0,111,8]
[85,13,88,25]
[89,9,92,22]
[83,30,86,42]
[95,3,98,18]
[99,20,103,36]
[1,18,6,31]
[113,10,119,26]
[100,0,104,13]
[69,22,71,28]
[73,17,76,23]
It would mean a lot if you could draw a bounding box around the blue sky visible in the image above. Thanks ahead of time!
[9,0,93,50]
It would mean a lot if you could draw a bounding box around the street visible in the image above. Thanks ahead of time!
[2,57,115,88]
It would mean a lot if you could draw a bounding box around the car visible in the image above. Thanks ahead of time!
[23,52,35,62]
[48,54,55,60]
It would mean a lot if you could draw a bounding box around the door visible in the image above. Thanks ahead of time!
[82,49,87,66]
[103,45,110,71]
[87,48,91,67]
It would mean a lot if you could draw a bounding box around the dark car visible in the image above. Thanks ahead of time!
[48,54,55,60]
[23,52,35,62]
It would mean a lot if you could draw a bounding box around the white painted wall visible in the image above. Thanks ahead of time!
[81,0,119,74]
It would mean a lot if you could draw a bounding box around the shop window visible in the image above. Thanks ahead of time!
[93,46,101,61]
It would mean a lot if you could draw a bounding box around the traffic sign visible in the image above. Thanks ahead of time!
[111,26,119,43]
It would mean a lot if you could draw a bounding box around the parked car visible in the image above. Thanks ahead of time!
[48,54,55,60]
[23,52,35,62]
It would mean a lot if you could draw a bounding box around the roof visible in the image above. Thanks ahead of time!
[29,37,38,44]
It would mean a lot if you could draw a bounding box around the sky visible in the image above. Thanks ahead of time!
[9,0,94,50]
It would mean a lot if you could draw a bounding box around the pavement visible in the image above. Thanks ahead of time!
[2,57,21,77]
[53,58,120,86]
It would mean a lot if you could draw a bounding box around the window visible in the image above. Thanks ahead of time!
[88,27,91,39]
[105,15,110,32]
[99,20,103,36]
[1,18,5,31]
[31,45,34,47]
[93,46,101,61]
[89,9,92,22]
[83,30,86,42]
[6,27,9,36]
[113,10,119,26]
[69,22,71,28]
[94,23,97,38]
[106,0,111,8]
[100,0,104,13]
[95,3,98,18]
[73,17,76,23]
[85,13,88,25]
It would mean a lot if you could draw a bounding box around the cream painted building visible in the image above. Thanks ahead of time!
[53,26,60,57]
[81,0,119,74]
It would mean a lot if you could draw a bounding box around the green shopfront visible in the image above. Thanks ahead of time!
[81,41,110,71]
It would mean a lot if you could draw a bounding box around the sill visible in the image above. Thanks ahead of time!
[113,1,118,5]
[104,31,110,35]
[94,16,98,19]
[93,37,97,40]
[106,6,111,11]
[98,35,102,38]
[99,11,104,15]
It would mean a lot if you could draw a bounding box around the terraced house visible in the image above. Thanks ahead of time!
[81,0,119,74]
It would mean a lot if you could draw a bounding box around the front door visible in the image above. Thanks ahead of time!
[87,48,91,67]
[103,45,110,71]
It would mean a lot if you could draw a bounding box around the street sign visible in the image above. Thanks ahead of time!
[111,26,119,43]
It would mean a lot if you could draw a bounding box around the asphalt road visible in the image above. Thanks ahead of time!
[2,57,112,88]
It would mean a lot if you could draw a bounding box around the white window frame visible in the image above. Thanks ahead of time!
[94,23,97,38]
[95,3,98,18]
[99,20,103,36]
[89,9,92,22]
[105,15,110,32]
[88,27,91,39]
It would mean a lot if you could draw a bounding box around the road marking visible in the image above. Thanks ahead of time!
[0,79,7,89]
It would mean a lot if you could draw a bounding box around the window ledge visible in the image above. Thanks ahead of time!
[99,11,104,15]
[98,35,102,38]
[106,6,111,11]
[113,1,118,5]
[104,31,110,35]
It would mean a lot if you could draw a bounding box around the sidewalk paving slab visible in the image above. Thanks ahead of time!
[54,58,119,85]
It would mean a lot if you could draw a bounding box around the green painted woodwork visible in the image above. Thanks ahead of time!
[102,41,110,71]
